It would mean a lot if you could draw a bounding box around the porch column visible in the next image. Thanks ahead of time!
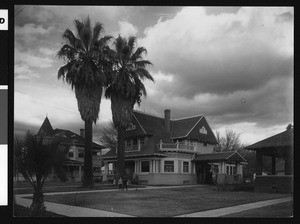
[237,163,243,177]
[160,159,164,173]
[271,155,276,175]
[256,150,263,175]
[285,150,293,175]
[102,162,108,182]
[79,165,82,178]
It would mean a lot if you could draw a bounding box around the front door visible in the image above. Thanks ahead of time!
[196,162,212,184]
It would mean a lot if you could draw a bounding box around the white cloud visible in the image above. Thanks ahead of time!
[39,47,56,56]
[15,48,55,68]
[117,21,138,38]
[15,64,40,80]
[15,23,53,45]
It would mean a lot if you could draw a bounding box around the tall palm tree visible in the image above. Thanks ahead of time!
[14,132,69,216]
[57,17,112,187]
[105,35,154,180]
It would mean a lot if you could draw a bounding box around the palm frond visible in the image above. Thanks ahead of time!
[91,22,103,47]
[62,29,78,48]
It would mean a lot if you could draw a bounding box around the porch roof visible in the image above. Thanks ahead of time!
[245,128,293,151]
[192,151,246,163]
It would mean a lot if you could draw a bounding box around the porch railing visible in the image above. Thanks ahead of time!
[159,140,196,152]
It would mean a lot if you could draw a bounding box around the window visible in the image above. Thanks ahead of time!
[183,161,189,173]
[140,137,145,145]
[203,142,207,147]
[68,149,74,158]
[164,161,174,172]
[199,126,207,134]
[141,161,150,172]
[126,139,132,147]
[78,150,84,158]
[226,165,236,175]
[126,123,136,131]
[133,138,138,146]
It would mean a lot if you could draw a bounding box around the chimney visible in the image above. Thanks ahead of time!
[164,109,171,133]
[80,128,85,137]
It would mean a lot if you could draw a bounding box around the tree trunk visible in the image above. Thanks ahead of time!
[29,176,45,216]
[116,126,126,183]
[82,120,94,188]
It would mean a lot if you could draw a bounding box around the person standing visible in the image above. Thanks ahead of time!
[123,176,128,190]
[118,177,123,190]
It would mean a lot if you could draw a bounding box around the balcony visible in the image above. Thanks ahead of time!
[125,145,139,152]
[158,140,195,153]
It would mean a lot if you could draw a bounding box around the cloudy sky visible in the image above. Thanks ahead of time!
[14,6,294,145]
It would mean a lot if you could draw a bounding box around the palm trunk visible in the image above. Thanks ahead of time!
[82,120,94,188]
[29,175,45,216]
[116,126,126,183]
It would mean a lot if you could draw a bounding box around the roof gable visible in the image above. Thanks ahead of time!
[37,117,53,136]
[184,116,218,144]
[170,116,202,139]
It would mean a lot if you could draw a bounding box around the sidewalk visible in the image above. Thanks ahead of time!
[176,196,292,217]
[15,185,292,217]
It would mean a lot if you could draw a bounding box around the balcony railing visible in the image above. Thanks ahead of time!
[125,145,139,152]
[159,140,195,152]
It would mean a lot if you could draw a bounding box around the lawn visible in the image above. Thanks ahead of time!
[222,201,293,218]
[14,181,145,194]
[43,185,291,217]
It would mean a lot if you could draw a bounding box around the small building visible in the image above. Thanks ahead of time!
[245,126,293,193]
[102,109,246,185]
[36,117,105,182]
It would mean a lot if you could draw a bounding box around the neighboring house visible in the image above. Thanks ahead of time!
[245,126,293,193]
[102,109,246,185]
[36,117,105,182]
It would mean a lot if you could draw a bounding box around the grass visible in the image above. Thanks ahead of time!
[14,204,66,217]
[222,201,293,218]
[14,181,145,194]
[43,185,291,217]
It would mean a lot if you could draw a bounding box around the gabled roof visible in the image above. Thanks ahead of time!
[131,110,217,143]
[52,128,105,149]
[37,117,53,136]
[103,110,218,160]
[192,151,246,163]
[171,115,203,139]
[245,128,293,150]
[37,117,105,150]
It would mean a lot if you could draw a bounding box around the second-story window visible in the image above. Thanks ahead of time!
[78,150,84,158]
[68,149,74,158]
[126,123,136,131]
[140,137,145,145]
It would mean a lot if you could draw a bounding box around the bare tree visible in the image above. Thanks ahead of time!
[214,129,244,152]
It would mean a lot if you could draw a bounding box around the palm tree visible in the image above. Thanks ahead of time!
[57,17,112,187]
[105,35,154,180]
[14,132,69,216]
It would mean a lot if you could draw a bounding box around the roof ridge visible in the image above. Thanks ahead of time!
[171,114,203,121]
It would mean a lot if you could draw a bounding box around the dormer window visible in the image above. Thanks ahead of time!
[126,123,136,131]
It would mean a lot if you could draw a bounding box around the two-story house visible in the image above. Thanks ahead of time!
[102,109,246,185]
[36,117,105,182]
